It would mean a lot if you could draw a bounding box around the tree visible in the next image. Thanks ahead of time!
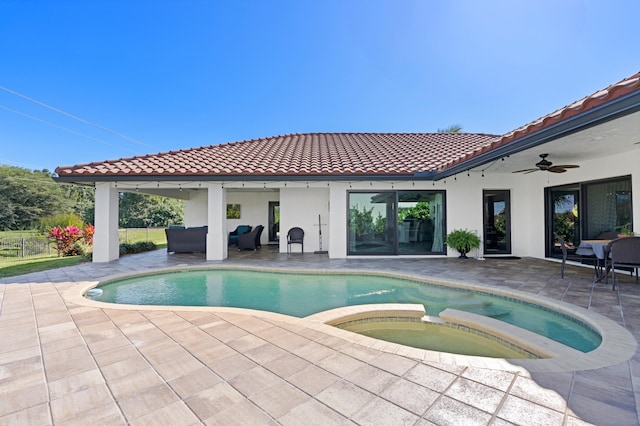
[61,184,95,224]
[0,165,72,230]
[437,124,463,133]
[119,192,184,228]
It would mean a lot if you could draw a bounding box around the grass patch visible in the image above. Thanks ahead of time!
[118,228,167,244]
[0,255,86,279]
[0,229,168,279]
[0,230,41,238]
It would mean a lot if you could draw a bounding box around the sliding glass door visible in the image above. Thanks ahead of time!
[547,184,580,257]
[348,190,446,255]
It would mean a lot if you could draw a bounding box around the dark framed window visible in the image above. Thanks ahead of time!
[545,175,632,258]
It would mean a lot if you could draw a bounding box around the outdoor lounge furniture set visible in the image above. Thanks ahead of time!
[165,224,264,253]
[166,224,303,254]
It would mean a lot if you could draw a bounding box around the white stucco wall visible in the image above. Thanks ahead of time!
[184,189,208,226]
[280,187,330,253]
[323,146,639,260]
[90,146,638,263]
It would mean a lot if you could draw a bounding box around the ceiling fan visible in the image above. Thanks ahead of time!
[512,154,580,174]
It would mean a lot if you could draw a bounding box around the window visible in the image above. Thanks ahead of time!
[546,176,632,258]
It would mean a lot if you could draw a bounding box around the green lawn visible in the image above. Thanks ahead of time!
[0,228,168,279]
[0,255,86,279]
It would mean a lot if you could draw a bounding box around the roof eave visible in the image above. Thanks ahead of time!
[54,172,422,184]
[427,89,640,180]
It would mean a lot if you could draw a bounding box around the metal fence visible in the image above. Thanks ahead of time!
[0,228,167,261]
[0,236,53,260]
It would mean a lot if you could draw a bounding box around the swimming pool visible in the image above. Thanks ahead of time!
[87,268,601,352]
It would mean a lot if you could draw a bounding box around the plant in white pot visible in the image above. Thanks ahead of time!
[444,229,481,258]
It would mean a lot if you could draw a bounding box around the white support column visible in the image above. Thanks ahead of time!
[328,183,348,258]
[632,161,640,234]
[93,182,120,262]
[206,183,228,260]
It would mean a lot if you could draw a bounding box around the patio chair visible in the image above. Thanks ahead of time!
[605,237,640,290]
[228,225,252,247]
[287,227,304,253]
[554,233,568,279]
[238,225,264,251]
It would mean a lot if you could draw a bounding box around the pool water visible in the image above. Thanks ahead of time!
[342,321,528,359]
[89,269,602,352]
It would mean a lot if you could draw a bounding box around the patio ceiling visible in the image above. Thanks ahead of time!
[471,109,640,175]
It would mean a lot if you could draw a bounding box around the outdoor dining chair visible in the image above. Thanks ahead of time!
[287,227,304,254]
[605,236,640,290]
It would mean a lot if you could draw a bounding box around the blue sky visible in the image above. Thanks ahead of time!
[1,0,638,172]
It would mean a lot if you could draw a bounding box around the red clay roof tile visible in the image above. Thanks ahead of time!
[56,132,499,178]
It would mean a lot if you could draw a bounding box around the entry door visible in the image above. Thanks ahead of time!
[268,202,280,242]
[483,190,511,255]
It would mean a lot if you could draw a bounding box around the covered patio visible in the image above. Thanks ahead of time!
[1,249,638,425]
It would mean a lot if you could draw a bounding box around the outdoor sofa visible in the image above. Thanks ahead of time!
[165,226,207,253]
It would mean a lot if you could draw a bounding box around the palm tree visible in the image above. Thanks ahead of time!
[437,124,462,133]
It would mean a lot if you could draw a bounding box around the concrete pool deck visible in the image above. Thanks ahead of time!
[1,247,639,425]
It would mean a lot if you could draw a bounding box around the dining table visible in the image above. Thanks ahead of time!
[576,239,612,281]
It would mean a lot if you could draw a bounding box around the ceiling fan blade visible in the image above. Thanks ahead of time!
[548,166,568,173]
[512,168,539,174]
[554,164,579,169]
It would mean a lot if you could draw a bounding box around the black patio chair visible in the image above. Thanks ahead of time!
[228,225,252,247]
[605,236,640,290]
[287,227,304,254]
[238,225,264,251]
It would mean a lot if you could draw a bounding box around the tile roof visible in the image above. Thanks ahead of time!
[55,71,640,180]
[55,132,499,179]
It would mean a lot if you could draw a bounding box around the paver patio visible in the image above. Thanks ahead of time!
[1,247,638,425]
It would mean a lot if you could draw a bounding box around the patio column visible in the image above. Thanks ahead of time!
[93,182,120,262]
[206,183,228,260]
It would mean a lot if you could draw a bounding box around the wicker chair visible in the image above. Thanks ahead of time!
[238,225,264,250]
[228,225,252,247]
[605,237,640,290]
[287,227,304,253]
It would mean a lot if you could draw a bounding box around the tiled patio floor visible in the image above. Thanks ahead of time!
[1,246,639,425]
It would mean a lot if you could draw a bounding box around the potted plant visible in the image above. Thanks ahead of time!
[445,229,481,258]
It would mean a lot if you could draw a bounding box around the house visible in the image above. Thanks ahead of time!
[55,72,640,263]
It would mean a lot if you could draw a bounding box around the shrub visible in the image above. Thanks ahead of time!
[38,213,85,234]
[119,241,157,255]
[46,223,94,257]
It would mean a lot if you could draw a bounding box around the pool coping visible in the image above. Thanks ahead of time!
[63,265,637,373]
